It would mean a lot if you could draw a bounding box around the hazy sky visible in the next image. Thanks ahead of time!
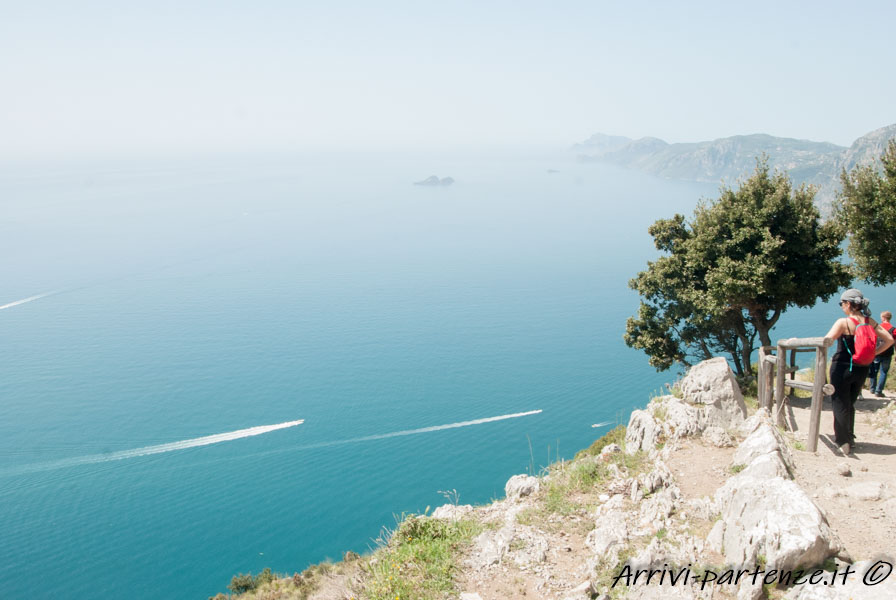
[2,0,894,159]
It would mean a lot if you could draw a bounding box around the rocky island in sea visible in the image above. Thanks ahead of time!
[414,175,455,186]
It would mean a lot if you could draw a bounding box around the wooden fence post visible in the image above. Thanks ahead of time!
[775,342,787,427]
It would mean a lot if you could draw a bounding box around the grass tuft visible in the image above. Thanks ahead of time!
[575,425,627,460]
[362,515,482,600]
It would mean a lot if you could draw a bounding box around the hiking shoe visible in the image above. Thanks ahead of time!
[839,443,851,455]
[875,391,886,397]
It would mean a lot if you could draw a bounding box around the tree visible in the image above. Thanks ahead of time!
[625,159,850,376]
[837,139,896,285]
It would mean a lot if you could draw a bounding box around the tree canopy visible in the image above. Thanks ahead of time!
[837,139,896,286]
[625,160,850,375]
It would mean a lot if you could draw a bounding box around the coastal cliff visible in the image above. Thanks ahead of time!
[213,358,896,600]
[574,124,896,208]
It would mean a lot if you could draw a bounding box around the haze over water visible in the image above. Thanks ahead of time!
[4,152,892,598]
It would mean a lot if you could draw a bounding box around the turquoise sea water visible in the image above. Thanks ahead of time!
[1,153,893,599]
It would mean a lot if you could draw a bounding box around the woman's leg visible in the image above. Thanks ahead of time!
[846,366,870,445]
[830,363,853,446]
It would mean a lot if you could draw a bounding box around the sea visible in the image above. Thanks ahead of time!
[1,151,893,599]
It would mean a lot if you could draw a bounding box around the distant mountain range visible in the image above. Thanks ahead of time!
[573,124,896,206]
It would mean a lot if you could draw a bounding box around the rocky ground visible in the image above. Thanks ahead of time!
[447,359,896,600]
[219,359,896,600]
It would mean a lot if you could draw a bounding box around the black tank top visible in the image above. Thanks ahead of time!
[831,318,860,365]
[831,334,856,365]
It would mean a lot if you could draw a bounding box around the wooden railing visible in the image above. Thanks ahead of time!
[757,337,834,453]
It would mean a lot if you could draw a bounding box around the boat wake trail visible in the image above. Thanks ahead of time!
[296,410,543,451]
[0,291,60,311]
[591,421,613,428]
[3,420,304,477]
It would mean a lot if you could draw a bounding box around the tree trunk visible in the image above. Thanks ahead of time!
[739,335,753,377]
[751,308,780,349]
[732,318,754,376]
[730,349,744,376]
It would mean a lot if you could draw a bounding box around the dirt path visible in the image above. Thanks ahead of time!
[782,389,896,560]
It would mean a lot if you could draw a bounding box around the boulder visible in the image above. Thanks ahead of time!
[561,580,597,600]
[648,395,702,438]
[509,528,549,566]
[841,481,886,501]
[737,410,767,437]
[585,515,630,556]
[679,357,748,428]
[703,426,734,447]
[731,419,794,473]
[710,476,844,571]
[785,560,896,599]
[504,474,540,500]
[625,410,659,454]
[737,451,790,481]
[598,443,622,459]
[467,523,514,569]
[432,503,474,520]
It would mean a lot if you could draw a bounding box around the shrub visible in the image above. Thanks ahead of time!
[575,425,626,460]
[228,567,277,595]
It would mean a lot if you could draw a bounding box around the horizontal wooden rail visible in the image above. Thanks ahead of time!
[784,379,834,395]
[777,337,833,349]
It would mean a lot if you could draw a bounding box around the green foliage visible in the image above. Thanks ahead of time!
[575,425,626,460]
[593,546,635,599]
[626,158,849,375]
[227,567,277,595]
[837,140,896,285]
[542,479,578,514]
[364,515,482,600]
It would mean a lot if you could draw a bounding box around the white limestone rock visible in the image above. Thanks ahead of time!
[599,443,622,459]
[637,486,680,533]
[648,395,702,439]
[732,419,794,473]
[703,425,734,447]
[842,481,886,501]
[625,409,659,454]
[504,474,540,501]
[586,515,630,556]
[785,560,896,599]
[737,451,791,481]
[561,580,596,600]
[710,476,844,572]
[467,523,514,569]
[431,503,474,520]
[737,410,767,437]
[679,357,748,428]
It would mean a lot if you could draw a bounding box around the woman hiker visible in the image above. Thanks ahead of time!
[824,289,893,455]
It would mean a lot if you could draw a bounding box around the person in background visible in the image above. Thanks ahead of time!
[869,310,895,397]
[824,289,893,455]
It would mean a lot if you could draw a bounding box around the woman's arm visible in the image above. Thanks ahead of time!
[825,318,845,340]
[875,322,894,355]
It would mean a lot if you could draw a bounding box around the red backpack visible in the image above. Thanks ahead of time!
[848,317,877,367]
